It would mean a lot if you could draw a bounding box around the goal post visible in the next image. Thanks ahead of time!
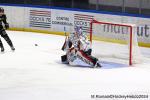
[90,19,142,66]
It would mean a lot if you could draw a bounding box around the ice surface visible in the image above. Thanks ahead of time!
[0,31,150,100]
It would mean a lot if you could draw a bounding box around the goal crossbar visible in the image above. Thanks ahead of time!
[90,19,134,65]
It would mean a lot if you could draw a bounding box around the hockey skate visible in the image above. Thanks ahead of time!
[1,47,4,52]
[11,46,15,51]
[94,61,102,68]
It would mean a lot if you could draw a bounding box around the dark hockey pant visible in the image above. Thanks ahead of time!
[0,29,14,49]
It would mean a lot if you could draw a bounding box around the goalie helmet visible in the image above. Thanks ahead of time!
[74,26,82,36]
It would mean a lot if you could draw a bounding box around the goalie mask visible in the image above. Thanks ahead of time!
[74,26,82,36]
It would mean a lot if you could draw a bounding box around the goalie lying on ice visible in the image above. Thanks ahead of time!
[61,27,101,68]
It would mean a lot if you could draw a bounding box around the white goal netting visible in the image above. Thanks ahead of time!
[90,20,143,65]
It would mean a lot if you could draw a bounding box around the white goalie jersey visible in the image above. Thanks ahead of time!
[61,26,101,68]
[68,31,91,52]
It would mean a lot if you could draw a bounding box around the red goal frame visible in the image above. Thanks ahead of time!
[90,19,133,65]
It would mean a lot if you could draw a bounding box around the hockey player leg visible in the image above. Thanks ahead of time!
[61,48,77,65]
[84,49,92,55]
[67,48,77,65]
[1,30,15,51]
[87,54,101,68]
[77,50,102,68]
[61,39,72,51]
[0,39,4,52]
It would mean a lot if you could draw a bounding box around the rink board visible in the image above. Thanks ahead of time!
[0,4,150,47]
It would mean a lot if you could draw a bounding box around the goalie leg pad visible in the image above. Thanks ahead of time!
[77,50,101,67]
[61,39,72,51]
[84,49,92,55]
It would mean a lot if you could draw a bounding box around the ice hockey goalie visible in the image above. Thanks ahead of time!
[61,27,101,68]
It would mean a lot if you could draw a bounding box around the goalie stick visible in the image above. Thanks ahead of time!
[61,27,68,50]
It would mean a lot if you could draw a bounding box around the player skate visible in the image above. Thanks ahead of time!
[61,26,101,68]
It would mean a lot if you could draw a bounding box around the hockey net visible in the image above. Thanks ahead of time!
[90,19,143,66]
